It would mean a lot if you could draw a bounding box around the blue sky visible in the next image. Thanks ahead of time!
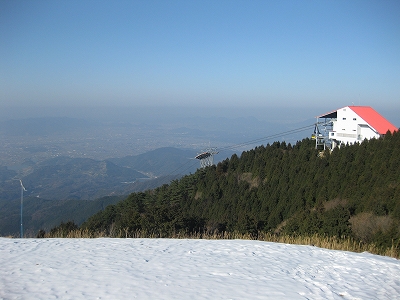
[1,0,399,113]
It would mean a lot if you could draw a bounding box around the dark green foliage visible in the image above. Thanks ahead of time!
[36,229,46,238]
[77,132,400,247]
[49,221,78,237]
[284,205,352,237]
[373,226,400,251]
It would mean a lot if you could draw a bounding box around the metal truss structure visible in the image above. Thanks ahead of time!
[312,117,334,151]
[195,147,219,168]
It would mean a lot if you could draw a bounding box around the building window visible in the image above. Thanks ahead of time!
[343,117,346,120]
[353,118,357,120]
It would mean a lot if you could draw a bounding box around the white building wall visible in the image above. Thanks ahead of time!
[330,106,380,147]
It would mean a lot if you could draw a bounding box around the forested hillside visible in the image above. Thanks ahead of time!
[74,131,400,250]
[0,196,125,237]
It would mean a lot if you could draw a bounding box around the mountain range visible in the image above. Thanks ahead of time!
[0,147,205,201]
[0,147,230,236]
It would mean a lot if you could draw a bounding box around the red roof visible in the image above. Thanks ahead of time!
[349,106,398,134]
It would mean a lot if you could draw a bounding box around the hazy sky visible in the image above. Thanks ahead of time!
[1,0,399,113]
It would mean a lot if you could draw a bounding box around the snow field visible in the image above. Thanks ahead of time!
[1,238,400,299]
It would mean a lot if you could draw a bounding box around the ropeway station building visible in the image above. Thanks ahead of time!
[313,106,398,150]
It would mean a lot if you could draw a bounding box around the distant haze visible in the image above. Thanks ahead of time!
[1,1,399,110]
[0,106,318,167]
[1,105,398,126]
[1,1,399,172]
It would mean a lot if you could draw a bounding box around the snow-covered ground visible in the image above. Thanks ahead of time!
[1,238,399,299]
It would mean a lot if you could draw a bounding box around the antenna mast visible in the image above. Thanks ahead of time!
[19,180,26,238]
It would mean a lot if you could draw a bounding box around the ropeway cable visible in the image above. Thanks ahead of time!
[167,158,198,177]
[167,123,315,176]
[217,124,315,152]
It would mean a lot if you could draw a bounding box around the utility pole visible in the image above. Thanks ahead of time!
[19,180,26,238]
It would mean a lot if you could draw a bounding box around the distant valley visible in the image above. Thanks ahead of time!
[0,147,206,201]
[0,108,315,168]
[0,146,235,236]
[0,109,315,236]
